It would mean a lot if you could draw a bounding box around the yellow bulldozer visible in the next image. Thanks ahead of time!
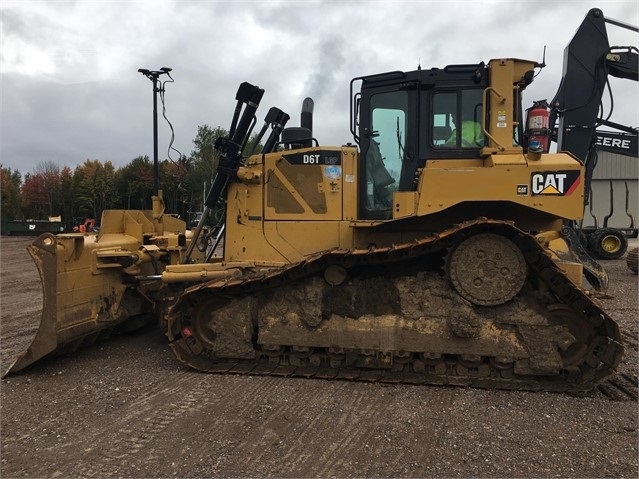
[6,8,638,393]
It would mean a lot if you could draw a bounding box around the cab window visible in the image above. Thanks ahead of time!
[432,90,484,148]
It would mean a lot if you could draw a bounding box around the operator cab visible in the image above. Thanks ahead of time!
[351,63,523,220]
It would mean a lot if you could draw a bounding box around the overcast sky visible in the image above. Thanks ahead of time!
[1,0,638,175]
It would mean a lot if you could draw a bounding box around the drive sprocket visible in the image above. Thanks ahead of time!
[446,233,527,306]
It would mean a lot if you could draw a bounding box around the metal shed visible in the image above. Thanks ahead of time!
[583,147,638,236]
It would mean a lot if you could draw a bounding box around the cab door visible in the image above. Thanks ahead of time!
[358,87,418,220]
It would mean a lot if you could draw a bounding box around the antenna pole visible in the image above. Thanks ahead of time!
[137,67,173,196]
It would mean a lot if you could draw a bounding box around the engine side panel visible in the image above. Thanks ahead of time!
[415,153,585,221]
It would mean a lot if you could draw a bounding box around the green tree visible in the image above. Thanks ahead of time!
[73,160,117,219]
[185,125,265,219]
[0,166,22,220]
[58,166,75,224]
[160,156,190,219]
[188,125,227,212]
[114,156,153,210]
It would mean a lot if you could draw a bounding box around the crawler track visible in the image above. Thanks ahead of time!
[166,219,623,393]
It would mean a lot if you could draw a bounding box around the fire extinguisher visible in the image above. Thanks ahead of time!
[525,100,551,153]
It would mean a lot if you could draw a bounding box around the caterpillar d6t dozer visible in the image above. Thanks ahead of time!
[7,8,638,393]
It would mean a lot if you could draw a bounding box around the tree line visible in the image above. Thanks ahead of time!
[1,125,234,227]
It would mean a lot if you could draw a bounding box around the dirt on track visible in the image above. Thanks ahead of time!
[1,235,637,478]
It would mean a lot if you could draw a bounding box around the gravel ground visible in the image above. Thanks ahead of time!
[0,235,637,478]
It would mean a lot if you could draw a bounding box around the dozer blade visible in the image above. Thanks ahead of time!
[4,235,59,375]
[3,233,151,377]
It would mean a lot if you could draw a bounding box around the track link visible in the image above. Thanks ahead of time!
[166,219,624,393]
